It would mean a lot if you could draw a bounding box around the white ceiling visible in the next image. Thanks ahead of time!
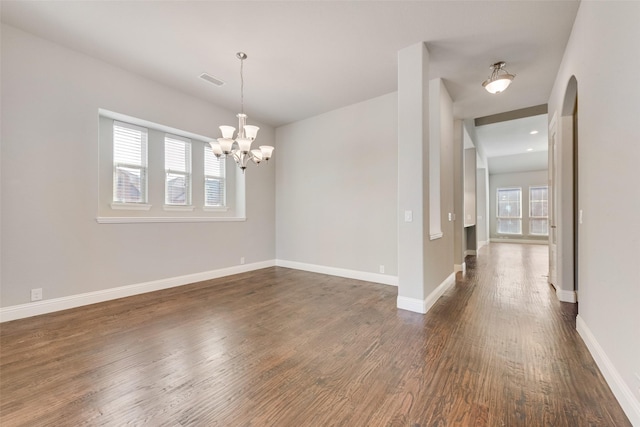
[0,1,579,128]
[476,114,549,156]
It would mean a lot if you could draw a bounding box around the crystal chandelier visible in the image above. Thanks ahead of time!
[482,61,515,94]
[209,52,274,172]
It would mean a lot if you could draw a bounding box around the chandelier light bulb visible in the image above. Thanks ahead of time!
[244,125,260,140]
[259,145,274,161]
[210,142,223,158]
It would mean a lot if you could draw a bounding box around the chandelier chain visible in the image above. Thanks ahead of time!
[240,56,244,115]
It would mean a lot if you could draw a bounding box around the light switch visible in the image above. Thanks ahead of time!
[404,210,413,222]
[579,209,583,224]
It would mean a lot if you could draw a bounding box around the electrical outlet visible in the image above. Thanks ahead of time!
[379,265,385,274]
[240,257,245,265]
[31,288,43,302]
[404,210,413,222]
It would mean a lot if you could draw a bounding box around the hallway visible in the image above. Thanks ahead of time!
[0,244,631,426]
[439,243,630,426]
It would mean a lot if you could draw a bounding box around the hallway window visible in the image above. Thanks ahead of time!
[497,187,522,234]
[529,186,548,236]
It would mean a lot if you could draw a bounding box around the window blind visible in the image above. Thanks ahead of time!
[529,186,549,235]
[113,121,148,203]
[204,147,225,207]
[497,187,522,234]
[165,135,191,205]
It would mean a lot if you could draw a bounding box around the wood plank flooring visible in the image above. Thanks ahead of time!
[0,243,631,426]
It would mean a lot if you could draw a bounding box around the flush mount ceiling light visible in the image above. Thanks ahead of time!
[482,61,515,94]
[209,52,274,173]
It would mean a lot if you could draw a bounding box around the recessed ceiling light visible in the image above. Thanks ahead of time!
[530,130,539,135]
[527,148,534,152]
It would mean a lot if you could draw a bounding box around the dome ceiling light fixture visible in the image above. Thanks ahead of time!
[209,52,274,173]
[482,61,515,94]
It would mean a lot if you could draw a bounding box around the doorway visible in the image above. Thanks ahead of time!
[549,76,578,303]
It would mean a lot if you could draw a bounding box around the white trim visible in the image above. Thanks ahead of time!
[100,108,215,144]
[429,232,444,240]
[576,315,640,426]
[490,238,548,245]
[556,288,577,303]
[0,260,275,323]
[96,216,246,224]
[477,240,488,251]
[454,262,466,273]
[424,272,456,313]
[464,250,477,256]
[163,205,195,212]
[397,272,456,314]
[275,259,398,286]
[202,206,229,212]
[110,202,152,211]
[397,296,427,313]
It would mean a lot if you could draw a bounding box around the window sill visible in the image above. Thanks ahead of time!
[96,216,246,224]
[203,206,229,212]
[163,205,195,212]
[111,203,152,211]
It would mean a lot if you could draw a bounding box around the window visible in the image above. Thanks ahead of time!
[497,187,522,234]
[204,147,225,207]
[164,135,192,206]
[529,186,549,235]
[99,110,241,222]
[113,121,148,204]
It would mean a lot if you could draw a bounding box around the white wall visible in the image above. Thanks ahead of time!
[1,25,276,309]
[547,2,640,423]
[275,92,398,279]
[464,148,477,227]
[396,42,456,312]
[476,167,489,248]
[489,170,548,242]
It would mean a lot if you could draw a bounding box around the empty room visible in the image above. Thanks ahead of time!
[1,1,638,426]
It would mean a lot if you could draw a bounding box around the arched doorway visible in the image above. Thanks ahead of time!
[549,76,578,303]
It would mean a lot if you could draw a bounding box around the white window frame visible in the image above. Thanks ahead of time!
[112,120,149,209]
[529,185,549,236]
[204,145,227,210]
[98,109,243,223]
[164,134,192,208]
[496,187,522,235]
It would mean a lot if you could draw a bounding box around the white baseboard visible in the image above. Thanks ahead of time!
[464,250,477,256]
[556,288,577,303]
[275,259,398,286]
[396,296,427,313]
[454,262,466,273]
[397,272,456,314]
[576,315,640,426]
[0,260,275,323]
[490,238,548,245]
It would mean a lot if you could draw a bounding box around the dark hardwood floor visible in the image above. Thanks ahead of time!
[0,243,631,426]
